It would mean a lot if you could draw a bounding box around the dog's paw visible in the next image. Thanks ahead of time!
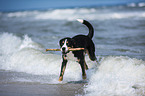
[58,76,63,81]
[82,75,87,80]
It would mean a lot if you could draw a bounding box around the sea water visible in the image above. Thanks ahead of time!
[0,2,145,96]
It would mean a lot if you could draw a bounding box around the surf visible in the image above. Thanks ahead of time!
[85,56,145,96]
[0,33,144,95]
[4,6,145,21]
[0,32,95,83]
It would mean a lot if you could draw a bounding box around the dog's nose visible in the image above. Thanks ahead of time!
[62,47,66,51]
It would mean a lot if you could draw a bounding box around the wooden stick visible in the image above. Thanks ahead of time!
[68,48,84,51]
[46,49,60,51]
[46,48,84,52]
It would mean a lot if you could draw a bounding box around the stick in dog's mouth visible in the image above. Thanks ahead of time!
[46,48,84,52]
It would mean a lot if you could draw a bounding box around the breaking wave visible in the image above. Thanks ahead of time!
[3,5,145,21]
[0,33,144,95]
[85,56,145,96]
[127,2,145,7]
[0,32,96,83]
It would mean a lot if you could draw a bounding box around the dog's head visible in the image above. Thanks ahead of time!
[59,37,74,54]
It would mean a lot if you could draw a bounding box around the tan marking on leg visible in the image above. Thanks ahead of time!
[59,76,63,81]
[86,49,91,60]
[77,59,80,62]
[58,65,66,81]
[84,61,89,70]
[83,53,89,70]
[63,56,67,60]
[62,66,66,75]
[82,74,87,80]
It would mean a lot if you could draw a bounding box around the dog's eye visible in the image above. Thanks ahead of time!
[66,41,68,44]
[62,41,64,43]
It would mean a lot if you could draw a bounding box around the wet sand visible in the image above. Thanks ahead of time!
[0,83,85,96]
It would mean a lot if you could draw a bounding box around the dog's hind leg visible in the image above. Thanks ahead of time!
[86,49,96,61]
[59,55,68,81]
[84,59,89,70]
[78,58,87,80]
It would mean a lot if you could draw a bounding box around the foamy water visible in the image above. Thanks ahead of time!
[0,33,144,95]
[0,3,145,96]
[0,33,96,83]
[6,7,145,21]
[4,2,145,21]
[85,56,145,96]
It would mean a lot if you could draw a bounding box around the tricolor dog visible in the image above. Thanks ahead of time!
[59,19,97,81]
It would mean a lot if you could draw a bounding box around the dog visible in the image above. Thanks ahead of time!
[58,19,97,81]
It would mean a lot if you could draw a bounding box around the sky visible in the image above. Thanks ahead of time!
[0,0,145,11]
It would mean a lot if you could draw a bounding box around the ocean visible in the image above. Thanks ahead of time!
[0,2,145,96]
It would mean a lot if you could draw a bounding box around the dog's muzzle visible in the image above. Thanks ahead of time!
[61,47,69,54]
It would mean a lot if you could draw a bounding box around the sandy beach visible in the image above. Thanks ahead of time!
[0,83,85,96]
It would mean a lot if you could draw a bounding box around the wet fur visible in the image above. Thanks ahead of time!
[59,19,97,81]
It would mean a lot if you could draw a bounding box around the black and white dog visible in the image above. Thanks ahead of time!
[59,19,97,81]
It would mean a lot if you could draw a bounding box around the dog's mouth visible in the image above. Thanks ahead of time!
[61,47,70,54]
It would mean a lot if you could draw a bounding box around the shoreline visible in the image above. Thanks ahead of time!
[0,83,85,96]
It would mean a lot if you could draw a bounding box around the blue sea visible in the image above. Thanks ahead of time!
[0,1,145,96]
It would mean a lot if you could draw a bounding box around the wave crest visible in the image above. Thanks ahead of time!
[85,56,145,96]
[0,33,144,94]
[5,7,145,21]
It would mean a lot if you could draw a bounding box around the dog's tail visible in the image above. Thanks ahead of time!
[77,19,94,39]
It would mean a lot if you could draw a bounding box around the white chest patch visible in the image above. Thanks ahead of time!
[66,51,78,61]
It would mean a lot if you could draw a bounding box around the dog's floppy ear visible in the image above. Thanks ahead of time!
[59,39,65,47]
[70,39,76,47]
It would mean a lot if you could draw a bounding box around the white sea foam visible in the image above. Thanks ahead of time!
[85,56,145,96]
[6,8,145,21]
[0,33,22,55]
[138,2,145,7]
[127,2,145,7]
[0,33,144,95]
[127,3,137,7]
[0,33,58,75]
[0,33,95,83]
[7,10,40,18]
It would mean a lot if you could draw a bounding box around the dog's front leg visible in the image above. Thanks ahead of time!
[59,55,68,81]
